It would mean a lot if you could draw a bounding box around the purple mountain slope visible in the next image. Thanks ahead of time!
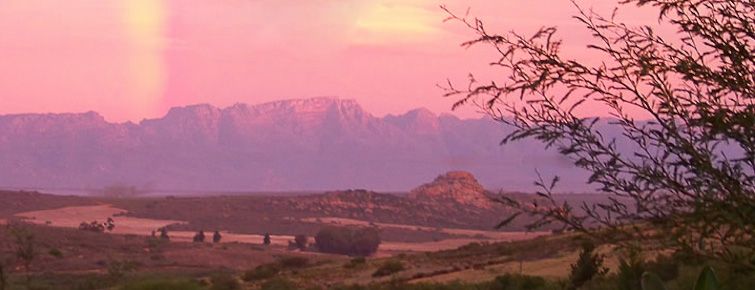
[0,98,590,193]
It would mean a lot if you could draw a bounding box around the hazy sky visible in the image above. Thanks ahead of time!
[0,1,662,122]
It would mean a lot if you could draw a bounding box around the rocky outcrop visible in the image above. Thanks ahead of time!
[409,171,492,209]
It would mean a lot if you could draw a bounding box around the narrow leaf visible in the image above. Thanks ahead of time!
[694,266,719,290]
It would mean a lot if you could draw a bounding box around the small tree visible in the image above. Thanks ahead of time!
[263,233,271,246]
[105,217,115,232]
[213,231,222,243]
[617,249,646,290]
[159,227,170,241]
[193,230,205,243]
[568,241,608,290]
[442,0,755,266]
[293,235,308,251]
[8,223,36,288]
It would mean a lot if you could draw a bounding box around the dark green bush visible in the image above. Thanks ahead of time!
[315,226,381,257]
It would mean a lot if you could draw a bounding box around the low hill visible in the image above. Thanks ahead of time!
[409,171,492,209]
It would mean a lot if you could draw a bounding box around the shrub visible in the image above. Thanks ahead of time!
[294,234,308,251]
[79,221,105,232]
[260,277,298,290]
[48,248,63,258]
[263,233,271,245]
[644,254,679,282]
[568,242,608,290]
[210,273,240,290]
[212,231,222,243]
[278,256,309,269]
[344,257,367,269]
[242,264,280,282]
[193,231,205,243]
[315,226,381,257]
[159,228,170,241]
[492,273,550,290]
[642,266,722,290]
[372,260,405,277]
[107,260,139,281]
[617,252,645,290]
[121,279,203,290]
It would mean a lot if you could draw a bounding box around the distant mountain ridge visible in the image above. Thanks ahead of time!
[0,97,590,192]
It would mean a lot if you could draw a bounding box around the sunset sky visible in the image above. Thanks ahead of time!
[0,0,662,122]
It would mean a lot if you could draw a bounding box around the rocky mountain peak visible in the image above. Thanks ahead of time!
[409,171,492,208]
[248,97,360,114]
[162,104,221,121]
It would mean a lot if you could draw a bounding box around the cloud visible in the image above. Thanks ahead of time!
[350,1,442,45]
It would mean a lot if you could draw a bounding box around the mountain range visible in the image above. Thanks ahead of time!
[0,97,591,193]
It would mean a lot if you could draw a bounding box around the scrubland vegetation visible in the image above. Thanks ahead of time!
[0,0,751,289]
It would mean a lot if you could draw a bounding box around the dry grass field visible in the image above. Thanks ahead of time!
[0,190,625,290]
[15,204,547,255]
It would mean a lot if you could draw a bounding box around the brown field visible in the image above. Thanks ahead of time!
[0,191,633,289]
[17,205,296,246]
[15,204,545,254]
[302,217,549,240]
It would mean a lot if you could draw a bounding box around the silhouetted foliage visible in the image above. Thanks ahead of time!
[568,242,608,290]
[213,231,222,243]
[442,0,754,267]
[315,226,381,257]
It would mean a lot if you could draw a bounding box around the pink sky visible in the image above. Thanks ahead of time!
[0,0,663,122]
